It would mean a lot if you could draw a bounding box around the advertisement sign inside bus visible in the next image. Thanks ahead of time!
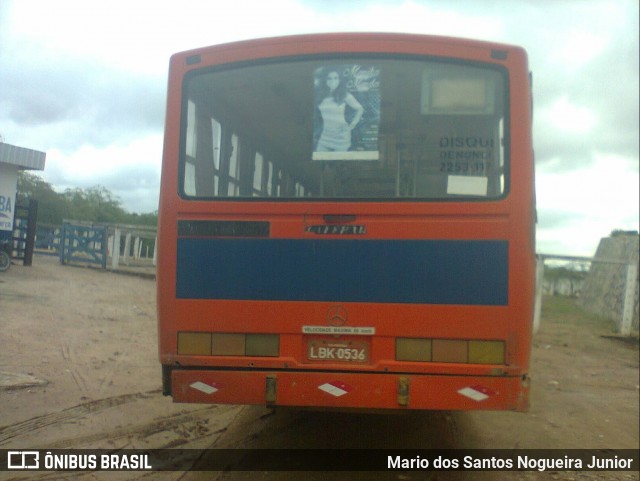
[312,64,380,161]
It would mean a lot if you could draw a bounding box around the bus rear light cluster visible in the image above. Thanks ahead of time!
[177,332,280,357]
[396,338,505,364]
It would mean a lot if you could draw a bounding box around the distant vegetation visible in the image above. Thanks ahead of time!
[610,229,639,237]
[544,265,588,281]
[17,172,157,226]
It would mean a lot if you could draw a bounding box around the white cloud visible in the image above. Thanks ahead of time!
[3,0,321,75]
[1,0,638,253]
[556,31,609,72]
[328,1,506,40]
[40,135,163,213]
[537,154,637,215]
[538,97,597,135]
[536,153,639,255]
[46,135,161,182]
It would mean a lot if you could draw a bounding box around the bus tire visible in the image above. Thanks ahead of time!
[0,250,10,272]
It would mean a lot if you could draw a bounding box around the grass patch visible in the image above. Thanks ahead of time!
[541,295,616,332]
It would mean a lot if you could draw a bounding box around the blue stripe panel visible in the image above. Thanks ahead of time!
[176,239,508,305]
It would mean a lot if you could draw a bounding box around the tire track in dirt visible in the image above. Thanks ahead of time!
[1,396,240,481]
[44,406,226,449]
[188,408,475,481]
[0,389,161,445]
[5,465,179,481]
[68,369,88,392]
[60,344,71,362]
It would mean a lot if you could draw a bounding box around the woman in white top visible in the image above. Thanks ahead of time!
[315,69,364,152]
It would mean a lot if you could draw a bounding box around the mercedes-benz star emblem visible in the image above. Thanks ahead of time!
[326,305,348,326]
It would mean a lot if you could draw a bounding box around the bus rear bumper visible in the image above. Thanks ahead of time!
[170,368,529,412]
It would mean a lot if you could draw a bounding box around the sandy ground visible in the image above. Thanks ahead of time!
[0,255,638,481]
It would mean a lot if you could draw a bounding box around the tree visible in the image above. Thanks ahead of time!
[17,172,68,224]
[63,186,127,223]
[16,172,157,225]
[611,229,639,237]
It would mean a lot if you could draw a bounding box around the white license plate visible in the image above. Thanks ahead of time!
[307,338,370,363]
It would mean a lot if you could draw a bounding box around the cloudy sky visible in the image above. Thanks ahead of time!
[0,0,638,256]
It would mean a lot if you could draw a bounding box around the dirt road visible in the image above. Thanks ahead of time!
[0,255,638,480]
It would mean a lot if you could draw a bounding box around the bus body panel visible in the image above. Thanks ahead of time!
[176,238,509,305]
[171,369,529,411]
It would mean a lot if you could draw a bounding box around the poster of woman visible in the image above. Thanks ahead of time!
[312,64,380,161]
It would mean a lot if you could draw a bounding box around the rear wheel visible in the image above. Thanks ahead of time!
[0,250,10,272]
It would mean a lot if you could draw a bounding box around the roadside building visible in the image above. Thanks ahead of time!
[0,141,46,240]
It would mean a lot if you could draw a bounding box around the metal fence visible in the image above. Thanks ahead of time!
[35,220,157,274]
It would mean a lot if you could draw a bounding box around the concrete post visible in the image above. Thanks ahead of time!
[111,228,121,269]
[533,256,545,334]
[620,263,638,336]
[153,236,157,266]
[134,236,141,259]
[123,232,131,266]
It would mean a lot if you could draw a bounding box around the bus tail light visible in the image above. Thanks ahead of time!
[433,339,468,363]
[396,338,431,362]
[396,338,504,364]
[177,332,279,357]
[212,333,245,355]
[177,332,212,355]
[468,340,505,364]
[246,334,280,357]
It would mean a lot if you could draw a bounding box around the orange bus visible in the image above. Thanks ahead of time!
[157,33,535,411]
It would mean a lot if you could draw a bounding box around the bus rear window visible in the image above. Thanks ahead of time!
[181,58,508,200]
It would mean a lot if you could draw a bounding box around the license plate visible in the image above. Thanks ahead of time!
[307,338,370,363]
